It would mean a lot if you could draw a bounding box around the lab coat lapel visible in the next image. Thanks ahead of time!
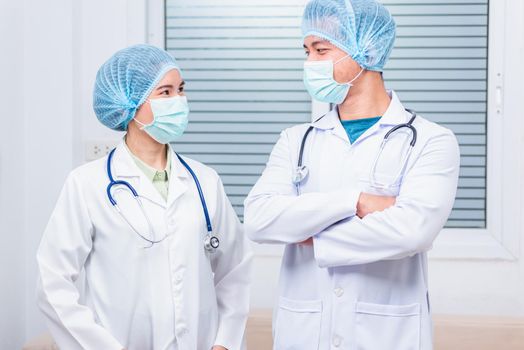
[377,91,410,126]
[312,108,351,144]
[112,141,168,209]
[166,145,189,209]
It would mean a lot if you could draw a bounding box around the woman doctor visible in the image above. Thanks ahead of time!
[36,44,252,350]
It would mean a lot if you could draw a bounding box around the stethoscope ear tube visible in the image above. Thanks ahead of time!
[297,126,314,168]
[293,108,418,188]
[293,126,314,188]
[384,110,417,147]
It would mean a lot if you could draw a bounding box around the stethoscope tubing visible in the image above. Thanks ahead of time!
[294,109,418,189]
[106,148,218,250]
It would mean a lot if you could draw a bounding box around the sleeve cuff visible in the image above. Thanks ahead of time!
[313,188,360,268]
[332,187,360,218]
[214,321,246,350]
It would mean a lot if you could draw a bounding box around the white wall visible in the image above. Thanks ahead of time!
[0,0,26,348]
[4,0,524,345]
[21,0,75,340]
[22,0,149,339]
[428,0,524,316]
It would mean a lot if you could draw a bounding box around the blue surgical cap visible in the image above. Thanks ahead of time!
[93,44,180,131]
[302,0,396,72]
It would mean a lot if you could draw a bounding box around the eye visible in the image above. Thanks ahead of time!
[304,51,310,57]
[316,48,328,54]
[160,89,170,96]
[178,85,185,93]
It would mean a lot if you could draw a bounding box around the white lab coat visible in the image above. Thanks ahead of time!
[244,91,460,350]
[37,142,252,350]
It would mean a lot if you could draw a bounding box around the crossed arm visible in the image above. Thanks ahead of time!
[244,128,460,266]
[299,192,396,245]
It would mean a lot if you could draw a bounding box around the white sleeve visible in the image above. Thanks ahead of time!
[244,130,361,244]
[36,172,123,350]
[210,176,253,350]
[313,130,460,267]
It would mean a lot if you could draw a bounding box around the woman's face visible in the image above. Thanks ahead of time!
[303,35,362,84]
[133,68,185,125]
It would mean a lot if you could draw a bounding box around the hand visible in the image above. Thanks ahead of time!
[298,237,313,246]
[212,346,228,350]
[356,192,396,219]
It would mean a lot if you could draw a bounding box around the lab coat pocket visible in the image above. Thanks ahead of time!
[273,297,322,350]
[355,301,420,350]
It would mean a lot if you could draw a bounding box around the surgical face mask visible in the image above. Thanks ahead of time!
[303,55,364,104]
[134,95,189,144]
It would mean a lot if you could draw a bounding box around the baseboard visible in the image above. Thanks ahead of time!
[246,310,524,350]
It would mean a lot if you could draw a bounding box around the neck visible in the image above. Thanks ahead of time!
[338,71,391,121]
[125,122,168,170]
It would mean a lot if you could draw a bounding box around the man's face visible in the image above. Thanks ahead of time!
[303,35,362,84]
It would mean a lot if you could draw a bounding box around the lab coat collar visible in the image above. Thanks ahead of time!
[111,141,189,208]
[311,90,410,131]
[111,141,142,178]
[378,90,411,126]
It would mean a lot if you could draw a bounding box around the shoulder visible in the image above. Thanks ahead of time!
[51,157,109,203]
[67,156,108,186]
[412,113,458,148]
[268,123,315,154]
[412,114,460,162]
[281,123,315,140]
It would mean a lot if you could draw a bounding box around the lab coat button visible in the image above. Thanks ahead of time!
[334,287,344,297]
[175,326,188,336]
[332,335,341,347]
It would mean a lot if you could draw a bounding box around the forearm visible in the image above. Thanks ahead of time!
[244,187,360,244]
[313,200,450,267]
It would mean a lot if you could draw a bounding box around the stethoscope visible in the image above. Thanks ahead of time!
[293,108,418,190]
[106,148,220,251]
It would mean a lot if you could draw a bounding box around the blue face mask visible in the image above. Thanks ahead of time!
[303,56,364,104]
[135,95,190,144]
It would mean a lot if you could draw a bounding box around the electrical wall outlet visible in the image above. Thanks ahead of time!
[85,140,119,161]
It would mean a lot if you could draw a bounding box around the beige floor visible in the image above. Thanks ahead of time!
[23,311,524,350]
[246,310,524,350]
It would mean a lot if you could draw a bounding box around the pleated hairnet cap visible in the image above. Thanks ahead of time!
[93,44,180,131]
[302,0,396,72]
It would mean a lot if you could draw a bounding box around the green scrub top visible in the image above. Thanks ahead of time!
[124,142,172,201]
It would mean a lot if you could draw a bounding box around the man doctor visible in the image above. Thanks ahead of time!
[244,0,460,349]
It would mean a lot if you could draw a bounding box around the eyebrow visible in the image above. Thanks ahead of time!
[156,81,185,91]
[303,40,330,49]
[156,84,174,91]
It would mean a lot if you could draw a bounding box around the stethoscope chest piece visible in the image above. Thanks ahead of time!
[204,235,220,253]
[292,165,309,185]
